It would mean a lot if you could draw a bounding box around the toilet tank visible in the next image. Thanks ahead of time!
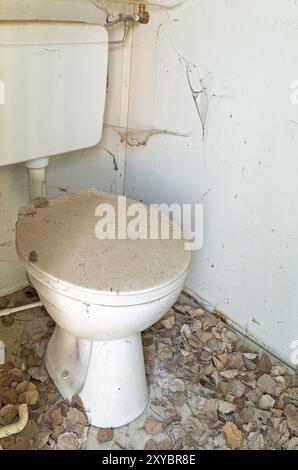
[0,21,108,166]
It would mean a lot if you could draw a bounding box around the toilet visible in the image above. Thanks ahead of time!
[16,189,190,427]
[0,21,191,427]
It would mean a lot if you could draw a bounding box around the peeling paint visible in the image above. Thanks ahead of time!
[111,125,190,147]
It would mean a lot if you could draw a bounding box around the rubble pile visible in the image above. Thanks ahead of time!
[0,291,297,450]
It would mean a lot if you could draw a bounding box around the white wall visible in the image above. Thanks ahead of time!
[0,0,127,295]
[125,0,298,365]
[1,0,297,366]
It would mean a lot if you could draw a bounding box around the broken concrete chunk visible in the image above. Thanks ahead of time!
[190,307,205,318]
[202,398,218,421]
[285,437,298,450]
[257,374,277,396]
[217,352,230,365]
[220,369,239,380]
[169,378,185,393]
[181,324,192,338]
[28,366,48,382]
[23,419,39,440]
[144,416,163,435]
[271,365,288,376]
[283,387,298,405]
[16,381,32,394]
[145,439,173,450]
[8,368,24,383]
[65,407,88,437]
[227,379,246,398]
[97,427,114,443]
[144,439,159,450]
[243,353,257,360]
[0,404,18,425]
[285,404,298,437]
[258,394,275,410]
[226,352,244,370]
[18,387,39,406]
[202,315,218,330]
[50,407,63,427]
[1,291,298,451]
[223,422,243,449]
[247,431,265,450]
[257,355,272,374]
[57,432,80,450]
[35,426,52,449]
[155,439,173,450]
[241,406,255,424]
[14,435,32,450]
[218,400,237,415]
[196,330,213,343]
[0,385,17,404]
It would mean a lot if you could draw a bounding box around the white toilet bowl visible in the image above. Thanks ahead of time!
[16,188,191,427]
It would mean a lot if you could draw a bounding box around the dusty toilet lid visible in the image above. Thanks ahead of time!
[16,188,191,297]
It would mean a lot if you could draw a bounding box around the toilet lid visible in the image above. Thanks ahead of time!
[16,189,191,296]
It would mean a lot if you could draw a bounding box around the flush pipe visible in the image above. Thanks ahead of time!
[26,157,49,202]
[0,301,43,318]
[0,158,48,318]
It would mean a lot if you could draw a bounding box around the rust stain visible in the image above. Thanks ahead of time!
[29,250,38,264]
[213,309,228,324]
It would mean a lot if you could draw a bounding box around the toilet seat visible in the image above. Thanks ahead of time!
[16,188,191,305]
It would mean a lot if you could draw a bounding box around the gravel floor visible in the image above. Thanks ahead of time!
[0,288,298,450]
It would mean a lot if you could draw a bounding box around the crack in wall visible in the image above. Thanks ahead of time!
[147,0,190,10]
[89,0,109,13]
[103,148,119,171]
[185,63,211,142]
[110,125,190,147]
[173,47,212,142]
[157,12,179,37]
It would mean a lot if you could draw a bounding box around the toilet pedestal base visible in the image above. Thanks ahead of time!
[45,326,149,428]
